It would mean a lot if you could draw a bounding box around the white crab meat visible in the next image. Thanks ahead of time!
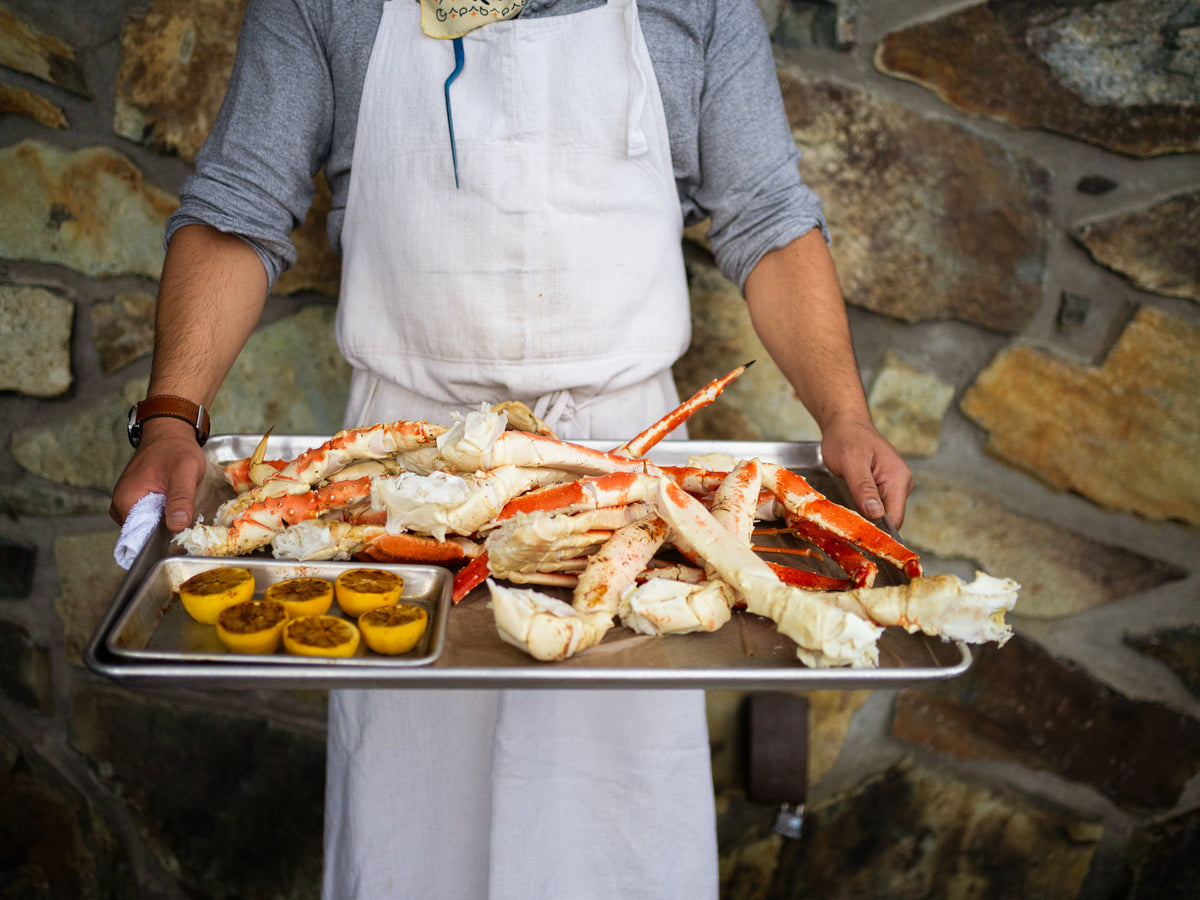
[371,466,564,540]
[486,504,657,581]
[619,578,734,636]
[739,573,883,668]
[435,406,508,473]
[269,519,371,561]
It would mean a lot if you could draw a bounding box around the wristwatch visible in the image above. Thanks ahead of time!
[127,395,211,448]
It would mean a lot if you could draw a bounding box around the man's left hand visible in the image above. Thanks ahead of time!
[819,418,913,529]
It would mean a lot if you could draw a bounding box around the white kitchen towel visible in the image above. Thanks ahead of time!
[114,492,165,569]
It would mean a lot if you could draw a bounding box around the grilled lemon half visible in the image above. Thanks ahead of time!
[282,614,360,658]
[265,577,334,618]
[358,603,428,656]
[179,566,255,625]
[216,598,288,654]
[335,568,404,618]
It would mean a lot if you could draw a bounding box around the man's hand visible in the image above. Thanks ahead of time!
[110,413,209,532]
[818,416,913,529]
[110,223,269,532]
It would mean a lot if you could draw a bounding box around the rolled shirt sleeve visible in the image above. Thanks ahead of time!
[686,0,828,290]
[166,0,338,289]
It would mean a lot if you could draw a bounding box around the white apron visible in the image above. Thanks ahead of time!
[336,0,692,411]
[322,2,717,898]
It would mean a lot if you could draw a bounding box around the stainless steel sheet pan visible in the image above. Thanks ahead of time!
[85,435,971,689]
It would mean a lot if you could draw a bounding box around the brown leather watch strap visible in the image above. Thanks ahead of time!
[128,395,211,447]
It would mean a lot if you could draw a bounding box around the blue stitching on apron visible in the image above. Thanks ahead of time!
[444,36,465,188]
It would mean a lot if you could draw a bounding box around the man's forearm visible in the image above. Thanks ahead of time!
[147,223,269,410]
[743,228,912,525]
[111,224,271,529]
[742,228,871,430]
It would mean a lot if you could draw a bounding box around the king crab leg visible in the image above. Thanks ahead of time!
[759,463,923,580]
[176,477,373,557]
[611,362,752,458]
[613,461,761,638]
[490,515,670,661]
[762,510,879,589]
[653,477,883,668]
[217,419,447,524]
[266,519,481,564]
[370,465,570,541]
[818,572,1019,645]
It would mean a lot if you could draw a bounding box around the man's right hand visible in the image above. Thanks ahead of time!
[110,416,209,532]
[109,224,270,532]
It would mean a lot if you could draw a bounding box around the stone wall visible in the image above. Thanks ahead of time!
[1,0,1197,897]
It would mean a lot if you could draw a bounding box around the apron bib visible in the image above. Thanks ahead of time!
[323,3,717,898]
[336,0,691,414]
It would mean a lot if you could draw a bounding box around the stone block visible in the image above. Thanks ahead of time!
[0,621,53,713]
[0,284,73,397]
[69,684,325,900]
[0,82,66,129]
[719,759,1102,899]
[1125,626,1200,700]
[0,732,126,899]
[777,69,1049,332]
[91,291,155,375]
[892,636,1200,812]
[1075,190,1200,303]
[0,3,88,95]
[213,304,351,436]
[53,532,126,666]
[867,353,954,458]
[961,306,1200,524]
[1123,805,1200,898]
[875,0,1200,157]
[0,141,175,279]
[113,0,246,161]
[12,394,135,493]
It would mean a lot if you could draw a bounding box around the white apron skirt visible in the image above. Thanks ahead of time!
[322,1,716,898]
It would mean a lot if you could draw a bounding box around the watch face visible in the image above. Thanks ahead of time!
[127,405,142,448]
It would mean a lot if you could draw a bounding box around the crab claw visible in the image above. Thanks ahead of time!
[487,580,612,661]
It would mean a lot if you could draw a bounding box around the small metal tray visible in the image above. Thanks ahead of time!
[100,557,448,666]
[85,436,971,689]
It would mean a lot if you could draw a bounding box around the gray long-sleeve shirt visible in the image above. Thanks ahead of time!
[170,0,827,292]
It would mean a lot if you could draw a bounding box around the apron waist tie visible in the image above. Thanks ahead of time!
[531,390,576,435]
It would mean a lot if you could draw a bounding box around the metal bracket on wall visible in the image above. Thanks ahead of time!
[745,692,809,840]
